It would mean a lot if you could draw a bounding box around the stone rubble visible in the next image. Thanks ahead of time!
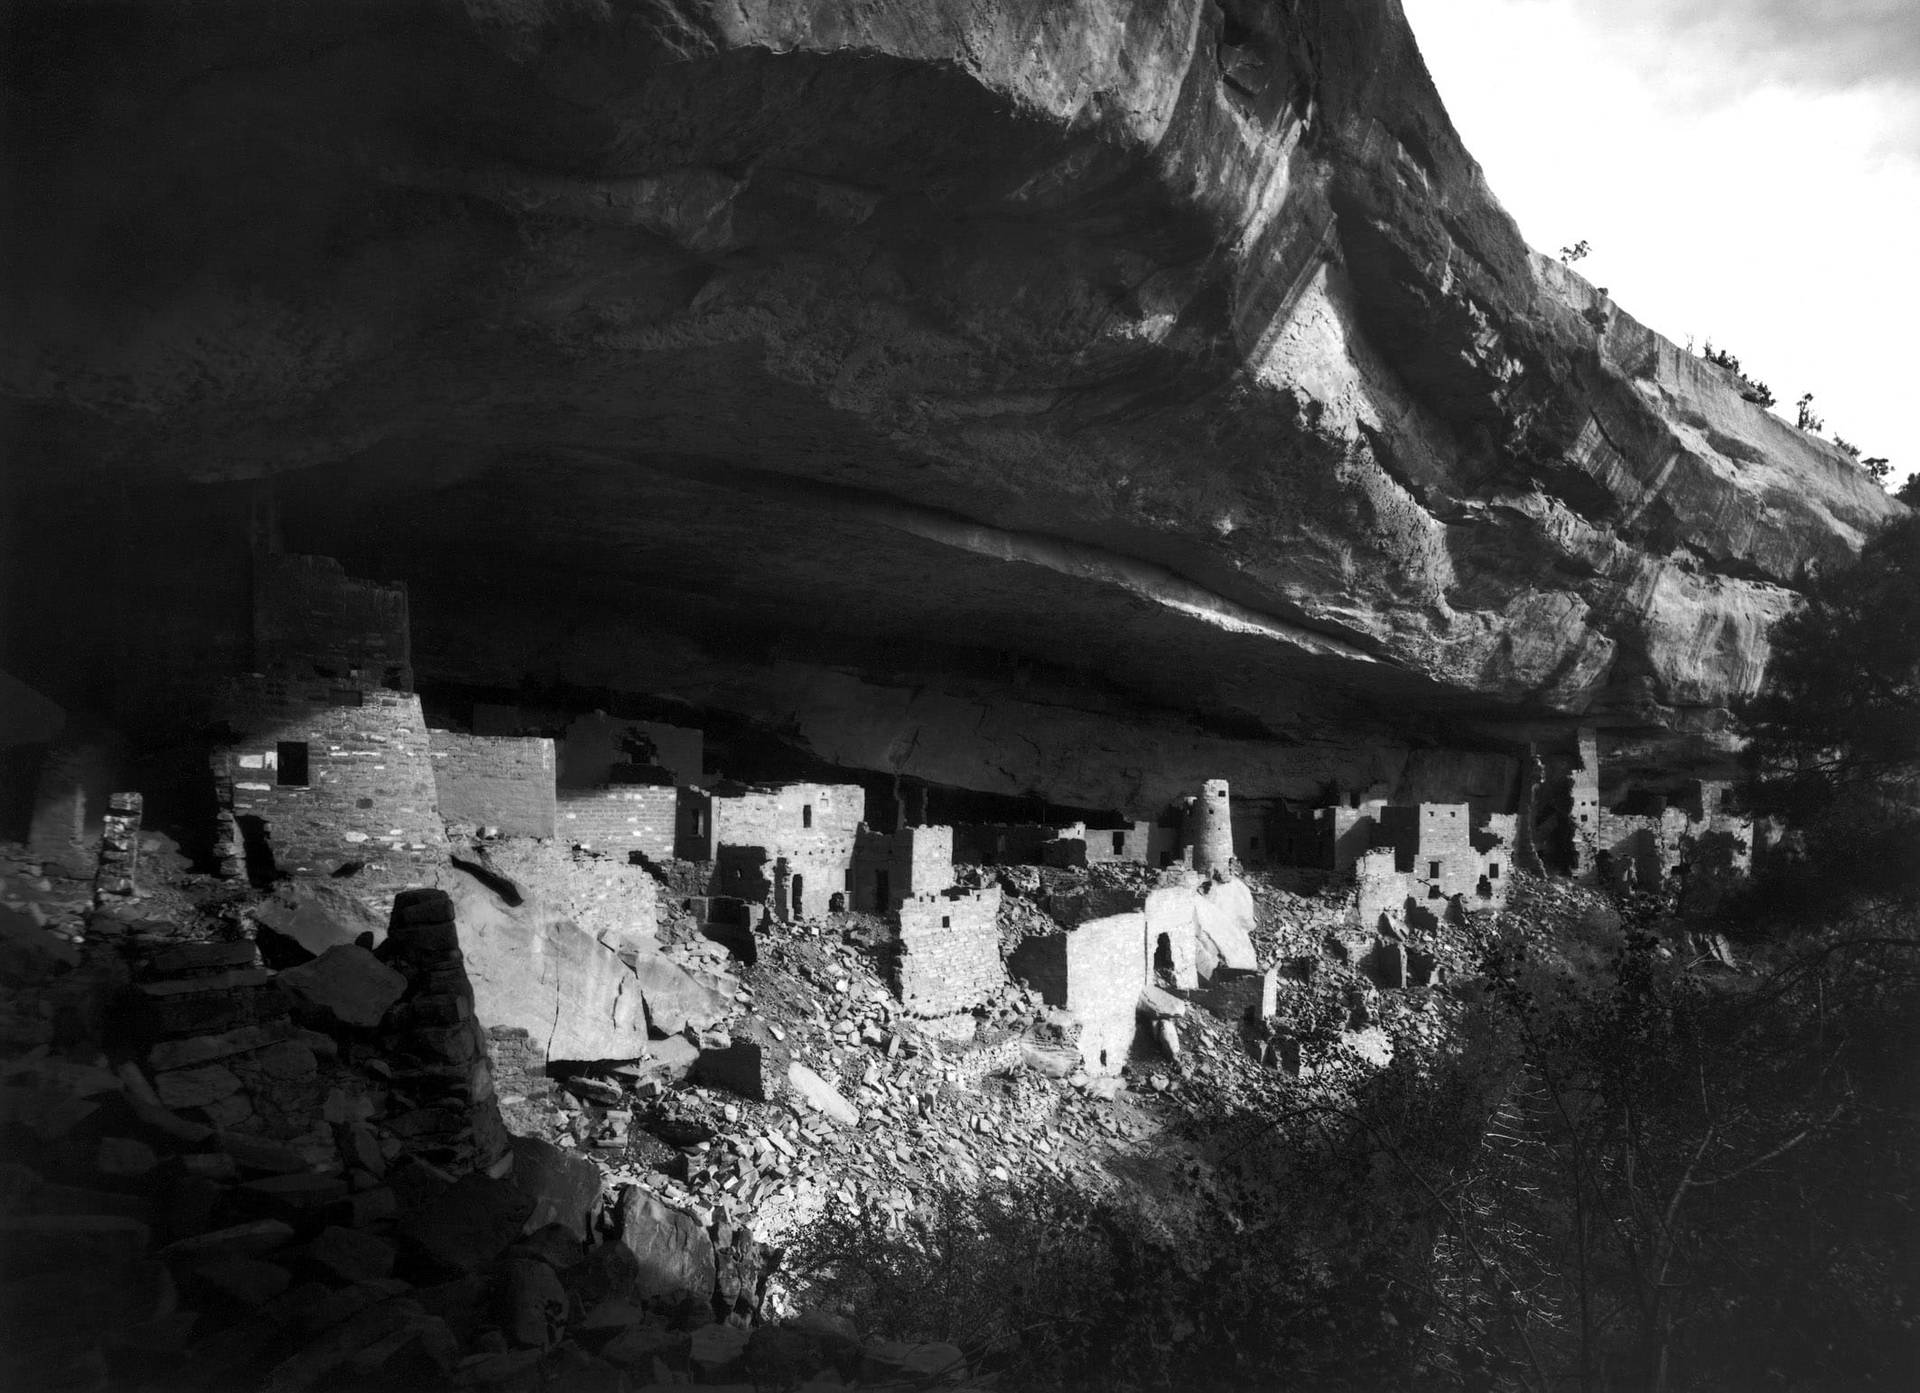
[0,810,1601,1391]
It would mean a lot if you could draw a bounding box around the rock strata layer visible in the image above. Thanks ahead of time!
[1,0,1903,795]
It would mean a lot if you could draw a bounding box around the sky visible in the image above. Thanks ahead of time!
[1399,0,1920,492]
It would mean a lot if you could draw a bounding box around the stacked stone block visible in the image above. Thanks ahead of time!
[372,889,510,1178]
[557,785,677,858]
[893,887,1003,1016]
[94,791,143,901]
[135,940,317,1137]
[211,678,446,886]
[428,732,556,837]
[1186,779,1234,874]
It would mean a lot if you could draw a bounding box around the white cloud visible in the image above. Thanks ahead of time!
[1401,0,1919,490]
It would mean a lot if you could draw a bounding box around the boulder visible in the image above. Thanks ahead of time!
[508,1134,604,1242]
[786,1063,859,1127]
[498,1257,568,1348]
[612,1188,716,1308]
[629,952,730,1038]
[251,883,384,961]
[396,1174,534,1276]
[1192,878,1258,980]
[689,1323,750,1381]
[1021,1040,1081,1079]
[862,1340,967,1385]
[306,1226,397,1284]
[275,945,407,1029]
[432,870,655,1063]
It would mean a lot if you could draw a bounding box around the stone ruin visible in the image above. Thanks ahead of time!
[1569,728,1754,892]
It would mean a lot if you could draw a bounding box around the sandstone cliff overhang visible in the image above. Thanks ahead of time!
[3,1,1904,799]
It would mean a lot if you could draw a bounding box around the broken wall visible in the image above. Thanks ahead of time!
[893,887,1002,1016]
[1062,912,1150,1074]
[556,784,677,859]
[428,731,556,837]
[707,783,864,920]
[556,711,703,789]
[211,677,446,887]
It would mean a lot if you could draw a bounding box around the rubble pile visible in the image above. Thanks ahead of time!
[0,800,1637,1393]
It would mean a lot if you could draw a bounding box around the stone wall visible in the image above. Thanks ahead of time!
[556,712,703,789]
[1355,802,1513,931]
[952,823,1056,866]
[252,552,412,691]
[1008,913,1152,1075]
[429,731,556,837]
[1062,913,1150,1074]
[894,887,1003,1016]
[1202,966,1277,1022]
[852,824,956,911]
[211,676,445,888]
[556,784,677,859]
[1593,782,1751,887]
[1186,779,1233,873]
[1140,886,1201,990]
[680,783,864,920]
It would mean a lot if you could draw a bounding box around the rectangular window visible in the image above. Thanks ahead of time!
[802,804,813,829]
[1428,860,1441,878]
[276,741,310,786]
[941,916,951,928]
[1112,832,1126,854]
[1488,863,1500,879]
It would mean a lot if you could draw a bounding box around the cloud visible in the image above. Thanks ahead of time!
[1524,0,1920,157]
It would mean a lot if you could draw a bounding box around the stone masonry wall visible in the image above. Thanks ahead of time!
[706,784,864,919]
[894,886,1003,1016]
[556,785,677,859]
[252,552,412,691]
[429,731,556,837]
[1064,912,1149,1074]
[212,676,446,887]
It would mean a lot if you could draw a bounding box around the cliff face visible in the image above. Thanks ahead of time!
[1,0,1901,808]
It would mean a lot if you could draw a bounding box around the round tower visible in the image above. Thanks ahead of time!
[1187,778,1234,875]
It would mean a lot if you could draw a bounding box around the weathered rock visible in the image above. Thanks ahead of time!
[690,1322,750,1381]
[432,871,653,1063]
[4,0,1904,819]
[252,883,386,960]
[275,945,407,1029]
[629,952,731,1039]
[785,1063,859,1128]
[396,1174,534,1276]
[613,1188,717,1308]
[1191,880,1259,980]
[497,1257,568,1348]
[307,1225,398,1284]
[507,1134,604,1243]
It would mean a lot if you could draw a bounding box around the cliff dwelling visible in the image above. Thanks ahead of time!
[1,3,1912,1390]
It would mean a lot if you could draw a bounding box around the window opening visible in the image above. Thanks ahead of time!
[802,804,813,828]
[276,741,310,787]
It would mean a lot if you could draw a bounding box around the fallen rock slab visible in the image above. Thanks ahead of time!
[786,1063,859,1128]
[276,945,407,1029]
[613,1188,716,1308]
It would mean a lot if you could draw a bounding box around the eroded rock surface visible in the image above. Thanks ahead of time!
[2,0,1904,800]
